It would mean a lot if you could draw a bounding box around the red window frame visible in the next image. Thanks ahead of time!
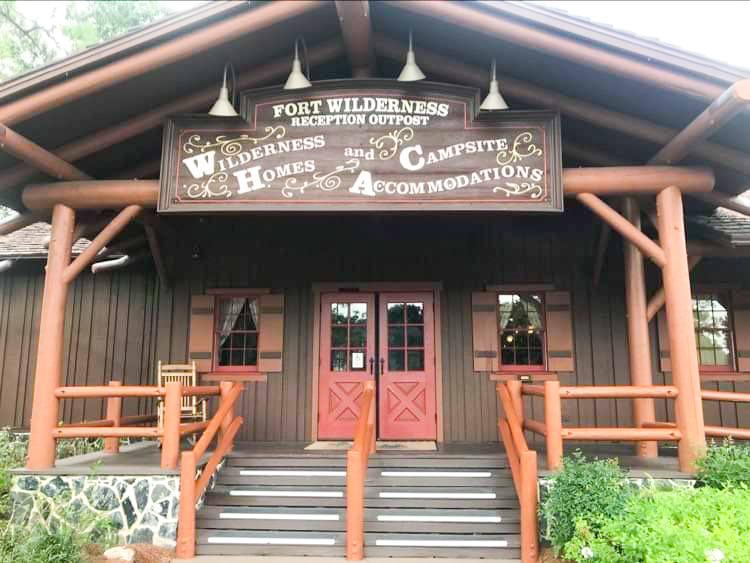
[692,290,735,372]
[497,292,547,372]
[213,294,260,373]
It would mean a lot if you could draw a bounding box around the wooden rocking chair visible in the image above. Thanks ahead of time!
[156,361,208,437]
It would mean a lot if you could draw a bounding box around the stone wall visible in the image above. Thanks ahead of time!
[11,474,180,548]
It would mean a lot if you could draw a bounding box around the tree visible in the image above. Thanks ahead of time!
[0,1,173,81]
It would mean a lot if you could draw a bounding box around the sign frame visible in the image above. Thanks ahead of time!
[158,79,562,213]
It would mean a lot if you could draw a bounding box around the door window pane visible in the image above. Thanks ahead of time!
[406,303,424,323]
[389,326,405,347]
[332,350,347,371]
[332,303,348,324]
[407,350,424,371]
[387,303,404,324]
[407,326,424,347]
[389,350,405,371]
[332,327,347,348]
[350,303,368,324]
[350,326,367,348]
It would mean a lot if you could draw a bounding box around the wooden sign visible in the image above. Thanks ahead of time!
[158,80,562,213]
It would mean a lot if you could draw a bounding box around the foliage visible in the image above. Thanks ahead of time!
[696,438,750,489]
[0,1,174,81]
[563,485,750,563]
[539,451,633,554]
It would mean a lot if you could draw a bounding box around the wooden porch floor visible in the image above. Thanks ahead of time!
[13,440,689,479]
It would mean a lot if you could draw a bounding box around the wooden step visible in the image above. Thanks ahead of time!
[197,506,346,531]
[195,530,345,556]
[366,468,512,487]
[217,467,347,486]
[364,508,519,533]
[363,532,520,559]
[206,485,346,507]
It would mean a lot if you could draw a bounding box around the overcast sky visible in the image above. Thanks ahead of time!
[535,1,749,71]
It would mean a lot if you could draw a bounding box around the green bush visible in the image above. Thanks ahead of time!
[696,439,750,489]
[563,485,750,563]
[539,451,633,554]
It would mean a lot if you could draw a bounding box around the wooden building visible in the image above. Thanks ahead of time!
[0,2,749,561]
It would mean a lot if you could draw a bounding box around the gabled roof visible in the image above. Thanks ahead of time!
[0,222,91,259]
[0,0,747,216]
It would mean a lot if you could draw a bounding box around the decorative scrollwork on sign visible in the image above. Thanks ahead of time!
[493,182,544,199]
[184,172,232,199]
[182,126,286,155]
[369,127,415,160]
[281,159,361,199]
[496,131,543,166]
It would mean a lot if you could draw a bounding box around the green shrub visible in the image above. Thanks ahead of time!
[696,438,750,489]
[539,451,633,554]
[563,485,750,563]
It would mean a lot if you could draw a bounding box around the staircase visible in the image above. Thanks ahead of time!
[195,447,520,560]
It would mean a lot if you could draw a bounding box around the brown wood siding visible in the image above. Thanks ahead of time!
[0,213,748,442]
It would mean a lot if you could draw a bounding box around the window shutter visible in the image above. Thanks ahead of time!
[545,290,575,372]
[731,289,750,372]
[188,294,214,372]
[258,293,284,373]
[472,292,499,372]
[656,308,671,372]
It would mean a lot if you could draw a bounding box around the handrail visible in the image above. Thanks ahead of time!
[701,388,750,439]
[176,382,245,559]
[522,381,683,470]
[346,380,376,561]
[54,384,220,398]
[496,382,538,563]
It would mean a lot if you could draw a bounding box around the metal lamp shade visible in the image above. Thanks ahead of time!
[480,80,509,110]
[398,50,426,82]
[284,57,312,90]
[209,86,239,116]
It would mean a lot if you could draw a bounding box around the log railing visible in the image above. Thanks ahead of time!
[52,380,221,468]
[496,382,538,563]
[176,382,244,559]
[701,388,750,440]
[518,380,682,470]
[346,380,376,561]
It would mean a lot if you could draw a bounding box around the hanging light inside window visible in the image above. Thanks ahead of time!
[283,36,312,90]
[480,58,509,111]
[397,29,426,82]
[208,62,239,117]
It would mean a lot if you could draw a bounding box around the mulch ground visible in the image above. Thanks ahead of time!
[84,544,174,563]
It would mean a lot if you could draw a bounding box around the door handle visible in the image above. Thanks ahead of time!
[379,357,385,375]
[369,357,374,375]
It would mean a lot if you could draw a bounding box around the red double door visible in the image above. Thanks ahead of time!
[318,292,436,441]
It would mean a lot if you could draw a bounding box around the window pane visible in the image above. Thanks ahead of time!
[530,348,544,365]
[406,303,424,324]
[407,350,424,371]
[332,350,347,371]
[350,303,368,324]
[331,327,347,348]
[231,349,244,366]
[219,350,231,366]
[501,348,515,365]
[389,350,405,371]
[715,346,730,365]
[389,326,405,347]
[516,348,529,366]
[350,326,366,348]
[332,303,348,324]
[244,349,257,366]
[697,331,714,348]
[407,326,424,347]
[387,303,405,324]
[528,332,543,348]
[247,333,258,348]
[700,349,716,365]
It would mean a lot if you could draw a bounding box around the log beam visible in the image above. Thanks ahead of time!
[335,1,375,78]
[0,124,91,181]
[650,80,750,165]
[375,35,750,176]
[577,193,667,267]
[142,220,170,287]
[386,1,723,101]
[63,205,142,283]
[0,38,344,193]
[0,1,321,126]
[23,180,159,210]
[563,166,714,195]
[0,211,45,236]
[646,256,702,322]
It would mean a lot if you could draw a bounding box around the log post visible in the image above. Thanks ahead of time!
[176,451,197,559]
[218,382,234,448]
[104,381,123,453]
[623,198,658,458]
[543,380,563,470]
[26,203,75,469]
[519,450,539,563]
[161,381,182,469]
[346,448,365,560]
[656,186,706,471]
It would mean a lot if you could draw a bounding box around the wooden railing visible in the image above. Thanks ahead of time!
[519,380,682,470]
[496,382,538,563]
[701,388,750,439]
[346,380,376,561]
[53,380,221,468]
[176,382,244,559]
